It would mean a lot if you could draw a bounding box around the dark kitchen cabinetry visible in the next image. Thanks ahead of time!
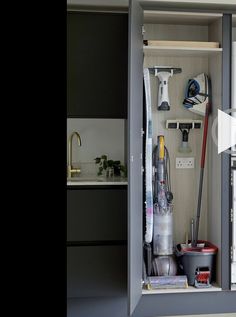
[67,245,127,298]
[67,186,127,299]
[67,3,236,317]
[67,12,128,118]
[67,8,128,316]
[67,187,127,242]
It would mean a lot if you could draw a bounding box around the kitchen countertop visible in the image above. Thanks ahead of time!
[67,176,128,186]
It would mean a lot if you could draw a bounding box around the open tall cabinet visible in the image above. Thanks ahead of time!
[231,14,236,287]
[128,1,236,316]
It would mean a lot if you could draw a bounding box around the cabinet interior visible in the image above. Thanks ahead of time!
[142,11,223,293]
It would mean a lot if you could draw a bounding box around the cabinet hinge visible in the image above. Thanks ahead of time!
[231,171,233,186]
[231,208,234,223]
[142,25,145,36]
[231,245,234,261]
[141,129,144,137]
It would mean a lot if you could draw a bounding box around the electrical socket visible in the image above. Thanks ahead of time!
[176,157,194,169]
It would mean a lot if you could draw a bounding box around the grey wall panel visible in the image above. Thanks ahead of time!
[67,188,127,241]
[67,292,236,317]
[67,245,127,297]
[67,297,128,317]
[128,0,144,315]
[132,292,236,317]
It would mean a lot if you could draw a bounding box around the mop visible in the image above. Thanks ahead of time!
[183,73,211,247]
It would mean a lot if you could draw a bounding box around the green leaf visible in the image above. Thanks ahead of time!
[97,166,103,176]
[103,160,108,170]
[107,160,113,167]
[120,165,127,177]
[101,155,107,160]
[95,157,101,164]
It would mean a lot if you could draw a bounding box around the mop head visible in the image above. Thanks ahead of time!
[183,73,210,116]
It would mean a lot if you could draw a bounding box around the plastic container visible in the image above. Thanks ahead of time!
[175,240,218,286]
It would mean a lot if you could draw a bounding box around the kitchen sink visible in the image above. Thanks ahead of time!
[67,176,105,182]
[67,176,128,184]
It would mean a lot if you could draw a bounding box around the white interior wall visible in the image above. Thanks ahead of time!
[233,28,236,43]
[67,119,125,175]
[143,24,208,41]
[143,44,209,245]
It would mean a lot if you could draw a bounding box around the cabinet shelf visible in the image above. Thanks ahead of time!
[142,284,222,295]
[143,45,222,57]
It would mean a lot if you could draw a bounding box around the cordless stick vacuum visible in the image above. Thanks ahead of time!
[149,67,182,111]
[152,135,177,276]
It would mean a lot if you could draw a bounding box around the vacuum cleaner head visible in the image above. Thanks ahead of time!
[183,73,210,116]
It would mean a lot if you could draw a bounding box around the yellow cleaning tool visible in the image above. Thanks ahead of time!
[159,135,165,159]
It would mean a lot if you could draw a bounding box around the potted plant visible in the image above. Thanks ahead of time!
[94,155,127,178]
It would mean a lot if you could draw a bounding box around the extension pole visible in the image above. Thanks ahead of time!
[192,102,211,247]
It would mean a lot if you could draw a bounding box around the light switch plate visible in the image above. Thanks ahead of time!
[176,157,194,169]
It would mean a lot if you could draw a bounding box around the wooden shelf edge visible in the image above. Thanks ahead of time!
[143,46,222,57]
[143,46,222,52]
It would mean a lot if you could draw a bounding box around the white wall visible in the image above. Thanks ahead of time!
[233,28,236,42]
[67,119,125,173]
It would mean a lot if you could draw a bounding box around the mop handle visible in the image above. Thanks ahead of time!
[192,102,211,247]
[201,103,211,168]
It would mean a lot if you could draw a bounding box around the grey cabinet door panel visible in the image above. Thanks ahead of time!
[67,297,127,317]
[128,0,144,315]
[67,188,127,241]
[67,12,128,118]
[67,245,127,297]
[221,14,232,290]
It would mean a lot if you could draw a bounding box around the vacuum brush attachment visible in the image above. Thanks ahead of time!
[166,119,202,153]
[179,129,191,153]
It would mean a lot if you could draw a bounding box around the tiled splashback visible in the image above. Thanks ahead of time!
[67,119,126,174]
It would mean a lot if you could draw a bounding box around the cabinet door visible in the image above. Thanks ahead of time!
[232,169,236,284]
[67,245,127,297]
[67,12,128,118]
[222,14,232,290]
[67,188,127,242]
[128,0,144,315]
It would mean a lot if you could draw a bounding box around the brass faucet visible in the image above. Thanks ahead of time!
[67,131,82,178]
